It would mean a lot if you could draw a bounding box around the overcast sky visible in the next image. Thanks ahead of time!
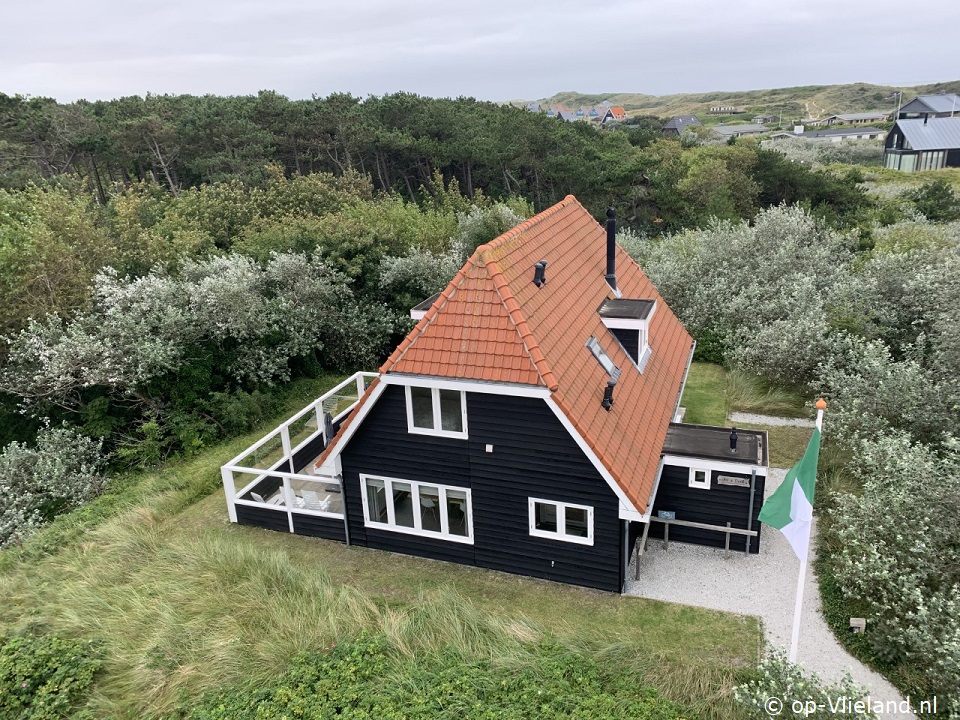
[4,0,959,102]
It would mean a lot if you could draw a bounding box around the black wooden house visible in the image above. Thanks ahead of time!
[221,197,769,592]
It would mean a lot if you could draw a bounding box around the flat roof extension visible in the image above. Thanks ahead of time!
[664,423,768,467]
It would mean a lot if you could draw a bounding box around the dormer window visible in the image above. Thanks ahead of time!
[598,298,656,372]
[405,386,468,439]
[410,292,441,321]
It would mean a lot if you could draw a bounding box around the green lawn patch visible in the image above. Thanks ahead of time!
[680,363,728,425]
[0,375,761,720]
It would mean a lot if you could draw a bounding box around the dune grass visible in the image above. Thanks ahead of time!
[681,363,808,426]
[0,375,761,720]
[680,363,728,425]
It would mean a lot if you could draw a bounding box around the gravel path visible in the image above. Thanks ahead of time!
[729,411,816,427]
[624,468,914,718]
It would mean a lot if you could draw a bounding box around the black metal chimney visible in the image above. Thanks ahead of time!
[729,427,738,452]
[605,208,617,292]
[602,378,616,411]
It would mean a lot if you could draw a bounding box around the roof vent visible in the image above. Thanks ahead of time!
[602,378,616,411]
[533,260,548,287]
[605,208,617,293]
[729,427,738,452]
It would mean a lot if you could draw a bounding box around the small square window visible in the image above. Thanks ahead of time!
[689,468,711,490]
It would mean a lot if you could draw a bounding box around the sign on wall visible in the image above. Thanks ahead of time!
[716,475,751,488]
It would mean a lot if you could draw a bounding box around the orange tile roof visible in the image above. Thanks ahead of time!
[608,106,626,119]
[320,196,693,514]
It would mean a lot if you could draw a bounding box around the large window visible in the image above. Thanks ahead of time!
[405,386,468,438]
[528,498,594,545]
[361,475,472,543]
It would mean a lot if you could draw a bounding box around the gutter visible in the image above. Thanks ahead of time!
[673,339,697,421]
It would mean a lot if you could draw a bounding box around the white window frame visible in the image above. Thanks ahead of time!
[404,385,468,439]
[528,497,594,546]
[689,467,711,490]
[359,474,473,544]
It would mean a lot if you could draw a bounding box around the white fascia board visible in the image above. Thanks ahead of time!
[381,373,552,398]
[636,458,665,523]
[410,309,427,321]
[316,381,388,474]
[661,453,767,476]
[542,396,642,519]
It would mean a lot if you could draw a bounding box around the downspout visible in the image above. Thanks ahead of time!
[673,340,697,421]
[745,468,757,555]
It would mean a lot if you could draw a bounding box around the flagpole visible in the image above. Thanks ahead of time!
[788,398,827,662]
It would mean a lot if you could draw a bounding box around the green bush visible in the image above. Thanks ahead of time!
[0,633,102,720]
[185,635,686,720]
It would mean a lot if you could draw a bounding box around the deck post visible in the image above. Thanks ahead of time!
[664,522,670,551]
[746,468,757,555]
[222,467,238,523]
[724,522,732,558]
[635,520,651,580]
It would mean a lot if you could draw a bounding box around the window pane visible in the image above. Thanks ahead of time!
[410,387,434,429]
[365,479,387,523]
[694,470,708,485]
[419,486,441,532]
[446,489,469,536]
[438,390,463,432]
[534,502,558,532]
[565,507,589,537]
[393,482,415,527]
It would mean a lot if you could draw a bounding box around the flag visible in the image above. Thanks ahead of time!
[758,428,821,562]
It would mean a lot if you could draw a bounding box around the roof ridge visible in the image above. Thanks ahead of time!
[480,254,559,392]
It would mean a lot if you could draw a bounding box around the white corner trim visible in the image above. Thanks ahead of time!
[316,381,388,473]
[542,396,642,518]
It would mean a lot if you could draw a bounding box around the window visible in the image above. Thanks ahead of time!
[528,498,594,545]
[689,468,711,490]
[360,475,472,543]
[585,337,621,380]
[405,386,467,438]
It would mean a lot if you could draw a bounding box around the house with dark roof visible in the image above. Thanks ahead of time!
[662,115,702,137]
[884,117,960,171]
[770,126,885,142]
[824,111,889,126]
[220,198,768,592]
[898,93,960,121]
[712,123,769,139]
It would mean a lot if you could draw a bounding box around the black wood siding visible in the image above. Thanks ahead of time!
[611,328,639,363]
[649,465,764,553]
[236,503,289,532]
[339,385,623,592]
[292,514,346,541]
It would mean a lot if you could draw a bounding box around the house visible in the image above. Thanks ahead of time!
[525,102,542,114]
[771,126,885,142]
[883,117,960,171]
[712,123,769,139]
[545,103,570,118]
[708,106,745,115]
[662,115,702,137]
[221,198,768,593]
[601,106,626,123]
[824,112,889,126]
[751,114,778,125]
[898,93,960,121]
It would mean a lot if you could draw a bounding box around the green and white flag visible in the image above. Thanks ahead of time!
[758,429,821,562]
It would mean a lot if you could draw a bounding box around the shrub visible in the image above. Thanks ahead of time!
[185,635,686,720]
[734,651,876,719]
[0,425,107,548]
[0,633,102,720]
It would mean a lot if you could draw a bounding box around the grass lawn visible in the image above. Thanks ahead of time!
[679,363,728,425]
[0,375,761,720]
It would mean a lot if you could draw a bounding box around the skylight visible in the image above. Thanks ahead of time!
[585,337,621,381]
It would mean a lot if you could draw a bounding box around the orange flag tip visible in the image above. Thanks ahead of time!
[815,398,827,411]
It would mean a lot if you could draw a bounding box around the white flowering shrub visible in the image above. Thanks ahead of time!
[633,204,851,384]
[0,425,107,548]
[734,651,876,719]
[2,253,392,412]
[762,138,884,168]
[378,241,467,315]
[454,202,527,252]
[830,434,960,714]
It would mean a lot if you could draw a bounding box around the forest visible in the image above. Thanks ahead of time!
[1,90,958,718]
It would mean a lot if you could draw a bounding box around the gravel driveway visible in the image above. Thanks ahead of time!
[624,467,915,718]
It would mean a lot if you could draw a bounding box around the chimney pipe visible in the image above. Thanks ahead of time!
[602,378,616,411]
[605,208,616,292]
[729,427,738,452]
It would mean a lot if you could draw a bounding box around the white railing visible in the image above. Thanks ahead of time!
[221,371,377,525]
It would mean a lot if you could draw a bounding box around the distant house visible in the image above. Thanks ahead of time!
[771,126,885,142]
[662,115,702,137]
[526,102,542,114]
[824,112,889,126]
[601,106,626,123]
[712,123,769,139]
[751,114,778,125]
[884,117,960,171]
[221,198,769,593]
[545,104,571,118]
[708,106,745,115]
[801,117,828,127]
[898,94,960,121]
